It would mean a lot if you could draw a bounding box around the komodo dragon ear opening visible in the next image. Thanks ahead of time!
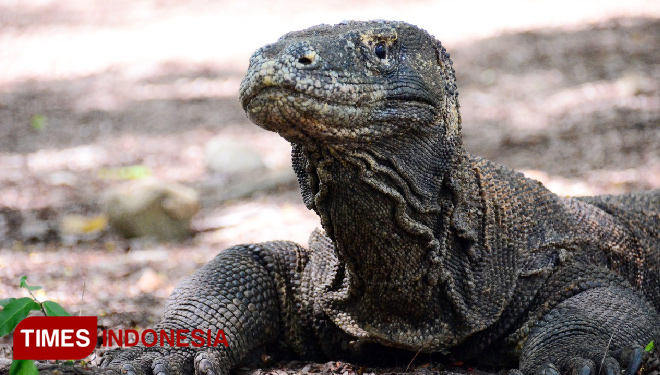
[291,143,316,210]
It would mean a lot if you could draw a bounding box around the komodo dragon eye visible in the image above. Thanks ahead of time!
[374,43,387,59]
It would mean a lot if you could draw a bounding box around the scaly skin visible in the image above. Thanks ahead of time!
[102,20,660,375]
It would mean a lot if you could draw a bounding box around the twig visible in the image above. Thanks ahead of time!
[406,345,426,372]
[599,313,628,375]
[26,288,48,316]
[79,278,87,316]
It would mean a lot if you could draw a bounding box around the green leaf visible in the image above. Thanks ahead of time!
[0,298,15,307]
[97,165,152,180]
[18,276,41,292]
[0,297,40,337]
[645,340,655,352]
[10,359,38,375]
[30,114,48,131]
[43,301,70,317]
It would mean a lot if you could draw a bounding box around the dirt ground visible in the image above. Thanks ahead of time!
[1,0,660,372]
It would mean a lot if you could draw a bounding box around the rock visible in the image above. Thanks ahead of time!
[19,208,58,242]
[204,136,266,175]
[101,178,200,241]
[20,216,50,242]
[136,267,163,293]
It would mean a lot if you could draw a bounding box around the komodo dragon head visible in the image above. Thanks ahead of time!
[239,20,465,217]
[240,21,515,352]
[239,20,461,146]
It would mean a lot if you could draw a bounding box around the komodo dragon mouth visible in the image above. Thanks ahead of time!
[240,83,385,144]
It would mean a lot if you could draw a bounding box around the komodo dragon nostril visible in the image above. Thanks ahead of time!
[297,51,317,66]
[298,56,313,65]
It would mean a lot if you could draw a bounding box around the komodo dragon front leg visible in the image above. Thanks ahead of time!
[101,242,311,375]
[516,282,659,375]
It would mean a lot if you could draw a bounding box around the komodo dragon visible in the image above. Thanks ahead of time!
[102,20,660,375]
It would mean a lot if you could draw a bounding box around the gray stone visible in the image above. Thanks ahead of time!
[101,178,200,241]
[204,136,266,175]
[20,215,51,242]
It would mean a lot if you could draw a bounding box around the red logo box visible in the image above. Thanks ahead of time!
[13,316,97,360]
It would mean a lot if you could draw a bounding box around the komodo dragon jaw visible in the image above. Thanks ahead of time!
[239,20,450,146]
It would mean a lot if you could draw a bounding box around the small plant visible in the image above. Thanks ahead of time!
[30,114,48,131]
[0,276,70,375]
[97,165,152,180]
[646,340,655,353]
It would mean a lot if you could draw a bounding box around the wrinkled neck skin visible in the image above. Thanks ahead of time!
[307,131,462,292]
[294,119,494,350]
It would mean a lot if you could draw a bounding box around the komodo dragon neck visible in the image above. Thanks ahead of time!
[301,134,472,311]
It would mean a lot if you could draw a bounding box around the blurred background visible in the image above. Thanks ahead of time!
[1,0,660,360]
